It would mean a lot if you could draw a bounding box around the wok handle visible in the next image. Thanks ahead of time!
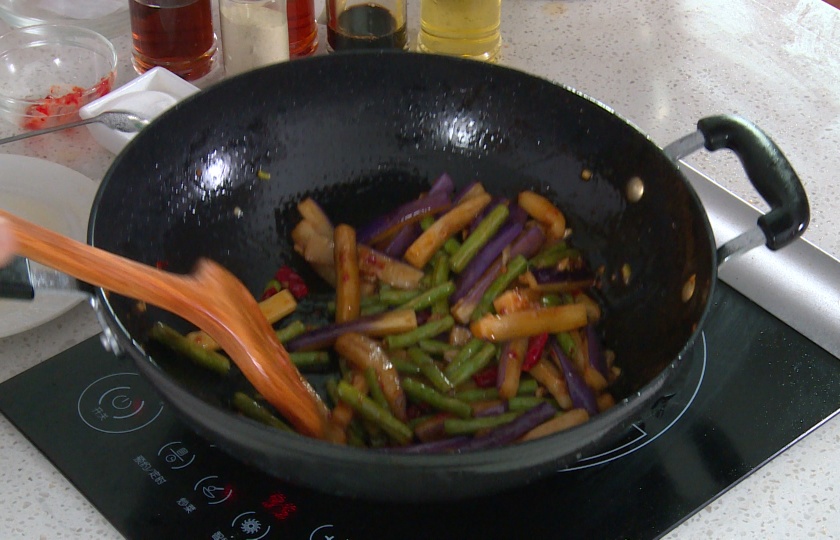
[696,115,810,251]
[0,257,34,300]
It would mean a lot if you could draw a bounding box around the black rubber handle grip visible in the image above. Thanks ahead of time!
[697,114,809,250]
[0,256,34,300]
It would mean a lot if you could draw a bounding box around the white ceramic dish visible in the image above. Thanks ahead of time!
[0,154,97,338]
[80,67,200,154]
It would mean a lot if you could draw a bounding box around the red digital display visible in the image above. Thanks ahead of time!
[261,492,298,521]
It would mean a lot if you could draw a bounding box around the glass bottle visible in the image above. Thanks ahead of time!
[129,0,217,81]
[326,0,407,51]
[417,0,502,63]
[220,0,290,76]
[287,0,318,57]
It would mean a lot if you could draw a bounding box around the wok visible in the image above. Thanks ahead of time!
[65,52,811,500]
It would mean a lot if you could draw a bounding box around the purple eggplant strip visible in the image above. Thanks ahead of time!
[549,338,598,415]
[357,190,451,245]
[455,402,556,452]
[379,174,453,257]
[429,172,455,197]
[452,220,525,303]
[467,197,507,234]
[452,225,545,317]
[285,312,407,352]
[507,202,527,224]
[531,266,594,285]
[381,222,421,258]
[586,325,609,379]
[388,403,555,454]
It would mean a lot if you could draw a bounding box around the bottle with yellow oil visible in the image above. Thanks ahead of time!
[416,0,502,62]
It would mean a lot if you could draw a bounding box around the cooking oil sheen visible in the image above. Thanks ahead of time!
[417,0,501,62]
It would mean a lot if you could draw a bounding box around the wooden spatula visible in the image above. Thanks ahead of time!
[0,209,332,440]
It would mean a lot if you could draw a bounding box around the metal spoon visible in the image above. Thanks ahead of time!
[0,207,334,441]
[0,110,150,146]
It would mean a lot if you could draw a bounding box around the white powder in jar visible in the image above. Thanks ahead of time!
[220,0,290,76]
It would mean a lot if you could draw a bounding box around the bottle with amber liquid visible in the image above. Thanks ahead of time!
[417,0,502,62]
[129,0,217,81]
[286,0,318,57]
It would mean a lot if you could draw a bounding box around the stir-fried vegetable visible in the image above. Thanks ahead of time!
[151,175,619,452]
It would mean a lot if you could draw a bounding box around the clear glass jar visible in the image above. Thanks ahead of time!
[220,0,290,77]
[129,0,217,81]
[326,0,408,52]
[417,0,502,63]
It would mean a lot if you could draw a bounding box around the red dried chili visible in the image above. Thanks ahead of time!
[472,365,498,388]
[274,265,309,299]
[522,332,549,371]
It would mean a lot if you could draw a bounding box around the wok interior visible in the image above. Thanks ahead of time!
[92,52,714,448]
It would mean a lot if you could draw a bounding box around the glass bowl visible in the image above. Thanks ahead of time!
[0,0,129,39]
[0,24,117,130]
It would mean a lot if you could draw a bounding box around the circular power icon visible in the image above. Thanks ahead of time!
[77,372,164,434]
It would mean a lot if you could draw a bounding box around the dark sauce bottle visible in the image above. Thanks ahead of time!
[327,3,407,51]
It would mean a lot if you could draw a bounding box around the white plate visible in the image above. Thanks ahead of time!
[0,154,97,338]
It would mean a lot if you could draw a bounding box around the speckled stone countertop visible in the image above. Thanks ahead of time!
[1,0,838,537]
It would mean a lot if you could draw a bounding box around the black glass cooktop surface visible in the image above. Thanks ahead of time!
[1,281,839,540]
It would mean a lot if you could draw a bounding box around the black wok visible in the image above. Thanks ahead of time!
[85,51,807,501]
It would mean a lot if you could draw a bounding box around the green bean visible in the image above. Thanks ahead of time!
[417,339,456,356]
[360,302,390,316]
[398,281,455,312]
[443,237,462,256]
[363,366,390,411]
[508,396,555,411]
[446,341,498,387]
[379,285,420,306]
[149,322,230,375]
[384,315,455,350]
[391,357,422,375]
[326,376,341,406]
[289,351,331,371]
[407,348,453,393]
[540,293,575,307]
[444,337,485,379]
[450,204,509,273]
[336,380,413,445]
[408,413,436,430]
[364,421,390,448]
[529,241,579,268]
[232,392,292,431]
[430,253,451,315]
[516,378,539,395]
[557,331,578,357]
[402,378,473,418]
[454,387,500,402]
[275,319,306,343]
[470,254,529,321]
[420,215,435,229]
[327,378,368,447]
[444,412,520,435]
[454,378,539,402]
